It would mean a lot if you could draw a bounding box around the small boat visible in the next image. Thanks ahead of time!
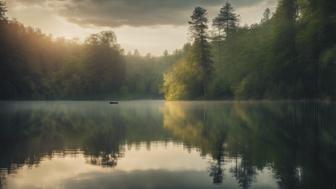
[109,101,119,104]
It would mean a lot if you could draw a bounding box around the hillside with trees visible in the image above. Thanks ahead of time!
[164,0,336,100]
[0,0,335,100]
[0,0,182,100]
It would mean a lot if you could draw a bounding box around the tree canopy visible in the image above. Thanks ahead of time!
[0,0,336,100]
[213,2,239,39]
[164,0,336,100]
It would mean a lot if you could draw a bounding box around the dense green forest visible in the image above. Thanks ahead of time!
[0,0,183,100]
[0,0,335,100]
[164,0,336,100]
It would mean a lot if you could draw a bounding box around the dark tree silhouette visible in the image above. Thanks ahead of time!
[188,7,212,97]
[213,2,239,39]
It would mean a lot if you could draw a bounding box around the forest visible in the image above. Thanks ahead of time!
[0,0,335,100]
[0,0,184,100]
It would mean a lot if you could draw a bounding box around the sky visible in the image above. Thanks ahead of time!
[6,0,278,56]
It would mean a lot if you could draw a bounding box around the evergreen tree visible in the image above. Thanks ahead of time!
[189,7,212,97]
[189,7,209,41]
[213,2,239,39]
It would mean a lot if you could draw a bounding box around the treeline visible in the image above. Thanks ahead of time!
[122,50,183,98]
[1,0,336,100]
[0,0,182,100]
[164,0,336,100]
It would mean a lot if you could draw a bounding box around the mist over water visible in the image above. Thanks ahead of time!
[0,101,336,189]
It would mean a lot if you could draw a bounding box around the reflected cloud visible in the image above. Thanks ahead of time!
[1,101,336,188]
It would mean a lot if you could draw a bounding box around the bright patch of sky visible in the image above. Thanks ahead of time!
[6,0,278,55]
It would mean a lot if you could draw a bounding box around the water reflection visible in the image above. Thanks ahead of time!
[0,101,336,189]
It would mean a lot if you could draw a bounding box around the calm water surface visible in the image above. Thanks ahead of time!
[0,101,336,189]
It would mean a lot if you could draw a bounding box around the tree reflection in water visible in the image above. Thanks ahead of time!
[0,101,336,189]
[163,101,336,189]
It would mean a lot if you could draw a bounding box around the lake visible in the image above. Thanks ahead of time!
[0,101,335,189]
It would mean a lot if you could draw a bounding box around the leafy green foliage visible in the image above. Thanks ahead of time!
[122,50,183,99]
[164,7,213,100]
[0,1,180,99]
[165,0,336,100]
[164,57,203,100]
[0,0,336,100]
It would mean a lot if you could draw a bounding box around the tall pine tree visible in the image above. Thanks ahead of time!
[213,2,239,40]
[189,7,212,97]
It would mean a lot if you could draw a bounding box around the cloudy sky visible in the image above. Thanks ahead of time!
[6,0,278,55]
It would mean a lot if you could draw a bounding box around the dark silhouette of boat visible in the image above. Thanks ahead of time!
[109,101,119,104]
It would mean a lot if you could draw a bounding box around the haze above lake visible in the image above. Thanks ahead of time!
[0,101,335,189]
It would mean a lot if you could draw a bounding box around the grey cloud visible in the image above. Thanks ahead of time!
[12,0,277,27]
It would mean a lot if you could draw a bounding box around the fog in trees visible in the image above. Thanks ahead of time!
[0,0,335,100]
